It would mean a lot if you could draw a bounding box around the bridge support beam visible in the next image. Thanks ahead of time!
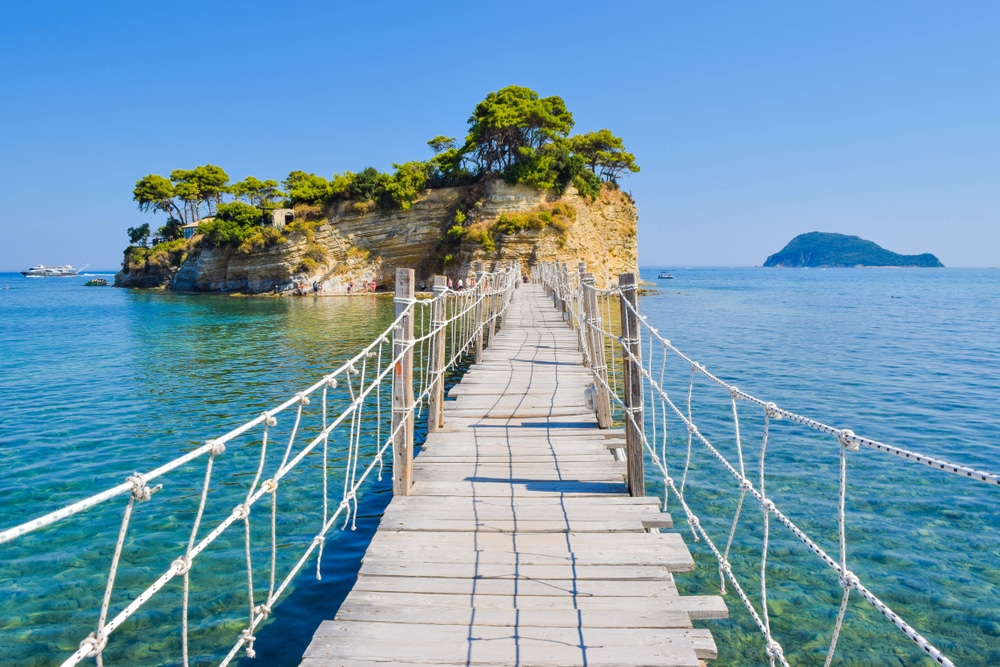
[428,275,448,433]
[474,262,485,363]
[619,272,645,497]
[392,268,415,495]
[582,272,613,429]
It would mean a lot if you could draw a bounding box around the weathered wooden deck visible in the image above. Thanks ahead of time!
[301,284,726,666]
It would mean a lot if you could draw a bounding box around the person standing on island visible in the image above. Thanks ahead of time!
[448,278,453,289]
[457,278,464,290]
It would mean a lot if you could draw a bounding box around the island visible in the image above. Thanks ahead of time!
[763,232,943,268]
[115,86,640,293]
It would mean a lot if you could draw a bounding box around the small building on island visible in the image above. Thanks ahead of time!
[182,217,215,239]
[270,208,294,231]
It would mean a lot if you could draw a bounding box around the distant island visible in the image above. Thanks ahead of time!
[763,232,943,268]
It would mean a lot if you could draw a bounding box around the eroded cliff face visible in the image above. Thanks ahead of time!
[115,179,637,293]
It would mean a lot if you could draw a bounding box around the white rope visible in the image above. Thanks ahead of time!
[8,266,520,667]
[533,263,978,667]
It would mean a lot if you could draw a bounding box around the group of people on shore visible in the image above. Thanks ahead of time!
[292,279,377,296]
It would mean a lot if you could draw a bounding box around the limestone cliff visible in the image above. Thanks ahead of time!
[116,179,638,293]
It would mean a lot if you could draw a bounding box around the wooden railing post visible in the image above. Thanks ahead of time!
[428,275,447,433]
[392,268,415,495]
[485,262,498,349]
[582,272,613,429]
[618,272,644,497]
[576,262,587,353]
[474,262,484,363]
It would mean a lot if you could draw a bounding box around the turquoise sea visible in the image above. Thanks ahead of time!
[0,268,997,666]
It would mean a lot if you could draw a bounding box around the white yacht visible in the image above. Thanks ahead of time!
[20,264,79,277]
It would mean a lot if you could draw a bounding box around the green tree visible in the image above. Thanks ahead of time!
[380,161,430,210]
[133,174,185,222]
[232,176,285,209]
[463,85,574,174]
[198,202,263,247]
[570,129,639,181]
[157,218,184,242]
[348,167,386,202]
[215,201,263,227]
[127,223,151,247]
[427,135,456,154]
[284,171,332,205]
[170,164,230,219]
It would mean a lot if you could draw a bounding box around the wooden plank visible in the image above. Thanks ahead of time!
[333,603,697,629]
[300,283,724,667]
[348,576,681,598]
[304,621,715,664]
[335,590,728,619]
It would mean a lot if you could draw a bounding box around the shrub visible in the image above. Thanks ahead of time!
[296,257,319,274]
[237,227,285,255]
[305,243,327,262]
[285,219,320,243]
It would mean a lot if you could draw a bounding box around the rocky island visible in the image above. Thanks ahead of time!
[116,86,639,292]
[763,232,943,268]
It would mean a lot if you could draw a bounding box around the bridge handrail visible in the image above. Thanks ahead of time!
[0,263,519,667]
[534,260,998,667]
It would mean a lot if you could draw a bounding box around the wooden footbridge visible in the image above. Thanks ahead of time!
[300,278,726,666]
[4,262,980,667]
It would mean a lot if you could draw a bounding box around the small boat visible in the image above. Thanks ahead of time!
[21,264,79,277]
[657,271,674,280]
[84,278,109,286]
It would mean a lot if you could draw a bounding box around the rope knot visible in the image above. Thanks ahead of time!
[173,557,191,575]
[241,628,257,658]
[688,515,701,529]
[740,478,754,492]
[687,422,699,436]
[261,479,278,494]
[296,392,311,405]
[720,559,732,574]
[765,402,782,419]
[327,376,338,388]
[207,439,226,456]
[254,603,272,620]
[728,386,740,399]
[838,429,859,451]
[262,412,277,427]
[839,570,859,590]
[79,631,108,657]
[765,640,784,660]
[761,498,776,513]
[313,535,326,547]
[126,473,160,502]
[232,503,250,520]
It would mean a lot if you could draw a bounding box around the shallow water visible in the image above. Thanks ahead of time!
[636,267,1000,666]
[0,269,998,666]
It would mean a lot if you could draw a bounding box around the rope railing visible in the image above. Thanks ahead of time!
[534,260,998,667]
[0,263,519,667]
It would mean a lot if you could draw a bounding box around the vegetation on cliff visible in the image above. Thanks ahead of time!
[764,232,943,267]
[125,86,636,249]
[120,86,639,289]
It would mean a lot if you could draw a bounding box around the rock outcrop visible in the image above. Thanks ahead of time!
[116,179,638,293]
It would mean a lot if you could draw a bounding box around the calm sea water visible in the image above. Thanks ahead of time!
[1,268,997,666]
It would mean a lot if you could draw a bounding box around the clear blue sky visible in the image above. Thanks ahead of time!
[1,1,997,270]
